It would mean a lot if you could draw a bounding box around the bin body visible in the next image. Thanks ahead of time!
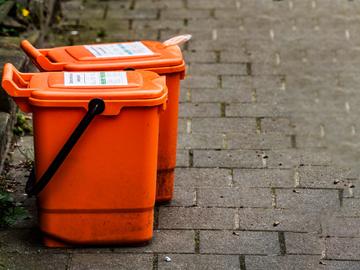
[2,65,167,246]
[21,40,186,203]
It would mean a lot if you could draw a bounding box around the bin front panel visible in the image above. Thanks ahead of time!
[33,106,160,245]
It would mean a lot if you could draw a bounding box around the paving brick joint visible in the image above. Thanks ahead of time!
[2,0,360,269]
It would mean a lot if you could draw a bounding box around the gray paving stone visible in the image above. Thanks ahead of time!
[0,229,45,254]
[322,260,360,270]
[326,237,360,260]
[179,88,189,102]
[161,9,211,19]
[179,103,221,117]
[233,168,294,188]
[220,50,250,63]
[191,118,255,133]
[226,103,288,117]
[285,232,323,255]
[255,88,288,104]
[252,62,283,76]
[178,118,188,134]
[191,88,253,103]
[176,150,189,167]
[168,186,196,207]
[188,39,247,51]
[63,4,104,20]
[341,198,360,215]
[1,253,69,270]
[197,187,272,208]
[177,133,223,150]
[183,51,217,63]
[107,9,157,19]
[132,19,184,30]
[344,180,360,198]
[185,19,241,31]
[104,29,159,41]
[158,254,240,270]
[298,166,356,189]
[148,230,195,253]
[158,207,236,229]
[105,1,132,10]
[226,132,291,150]
[322,217,360,237]
[295,135,326,149]
[193,150,263,168]
[200,230,280,255]
[187,0,237,9]
[134,0,184,9]
[238,208,320,233]
[188,63,248,76]
[245,255,324,270]
[174,168,232,187]
[70,254,153,270]
[82,19,130,32]
[261,118,294,134]
[115,230,195,254]
[276,189,340,212]
[265,149,332,168]
[182,76,219,89]
[221,76,253,89]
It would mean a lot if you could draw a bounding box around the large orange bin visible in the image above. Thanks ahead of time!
[20,37,189,202]
[2,63,167,247]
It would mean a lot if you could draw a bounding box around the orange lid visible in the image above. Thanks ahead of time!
[2,63,167,115]
[21,40,186,73]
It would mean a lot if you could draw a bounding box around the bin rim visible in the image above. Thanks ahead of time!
[64,61,186,75]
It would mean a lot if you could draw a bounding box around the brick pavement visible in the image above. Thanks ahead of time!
[2,0,360,269]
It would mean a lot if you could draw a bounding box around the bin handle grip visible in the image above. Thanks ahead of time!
[163,34,192,47]
[25,98,105,196]
[2,63,37,97]
[21,40,66,71]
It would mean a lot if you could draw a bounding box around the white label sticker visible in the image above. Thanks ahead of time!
[84,42,154,58]
[64,72,128,86]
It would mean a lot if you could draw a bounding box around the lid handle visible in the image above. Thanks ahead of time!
[163,34,192,47]
[20,40,43,59]
[2,63,37,97]
[21,40,66,71]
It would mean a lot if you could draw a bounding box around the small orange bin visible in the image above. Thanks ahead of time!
[21,37,189,202]
[2,63,167,247]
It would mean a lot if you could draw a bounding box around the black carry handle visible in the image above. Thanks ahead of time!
[25,98,105,196]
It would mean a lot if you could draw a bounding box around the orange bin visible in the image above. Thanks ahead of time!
[2,63,167,247]
[20,37,189,202]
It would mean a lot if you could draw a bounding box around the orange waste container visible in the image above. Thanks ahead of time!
[2,63,167,247]
[20,36,190,203]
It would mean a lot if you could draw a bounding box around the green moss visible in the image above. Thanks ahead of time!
[0,190,28,227]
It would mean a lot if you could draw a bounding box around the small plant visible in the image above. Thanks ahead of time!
[13,113,32,136]
[0,1,29,37]
[97,28,106,38]
[0,190,27,227]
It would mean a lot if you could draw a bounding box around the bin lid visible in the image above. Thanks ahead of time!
[28,70,168,115]
[2,64,167,114]
[47,41,184,71]
[29,70,166,101]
